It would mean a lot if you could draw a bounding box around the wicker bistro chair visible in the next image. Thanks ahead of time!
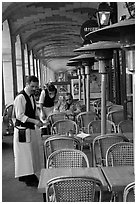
[51,119,78,135]
[91,99,101,116]
[117,120,133,133]
[88,120,116,134]
[46,176,103,202]
[106,142,134,167]
[107,104,123,113]
[93,134,129,167]
[47,149,89,168]
[47,112,68,125]
[123,182,135,202]
[107,110,131,131]
[43,135,81,166]
[76,111,98,134]
[2,104,14,136]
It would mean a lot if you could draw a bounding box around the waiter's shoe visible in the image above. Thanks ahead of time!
[19,176,27,182]
[25,174,39,187]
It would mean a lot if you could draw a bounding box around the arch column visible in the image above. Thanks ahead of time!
[32,50,35,75]
[36,58,39,78]
[10,34,18,98]
[27,44,31,76]
[2,63,5,113]
[20,37,26,87]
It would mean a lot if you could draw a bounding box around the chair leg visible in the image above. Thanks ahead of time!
[43,193,46,202]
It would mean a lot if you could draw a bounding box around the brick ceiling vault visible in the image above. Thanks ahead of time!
[2,2,99,71]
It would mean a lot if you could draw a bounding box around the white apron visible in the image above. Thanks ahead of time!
[13,127,42,178]
[40,107,54,120]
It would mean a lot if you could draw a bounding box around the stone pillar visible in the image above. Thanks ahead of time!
[20,38,26,87]
[27,44,31,76]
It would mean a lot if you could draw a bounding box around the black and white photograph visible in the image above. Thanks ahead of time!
[2,2,135,202]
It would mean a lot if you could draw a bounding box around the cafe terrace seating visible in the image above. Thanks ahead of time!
[46,177,103,202]
[93,134,129,166]
[107,110,131,131]
[46,149,89,168]
[107,104,123,113]
[79,119,116,153]
[51,119,78,135]
[47,112,68,125]
[117,120,133,133]
[43,135,81,166]
[91,99,101,116]
[106,142,134,167]
[76,111,98,133]
[2,103,14,136]
[88,120,116,134]
[123,182,135,202]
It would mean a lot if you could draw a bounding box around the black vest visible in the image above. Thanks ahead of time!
[15,90,36,129]
[43,89,57,107]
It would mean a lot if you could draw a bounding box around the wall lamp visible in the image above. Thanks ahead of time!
[96,2,112,28]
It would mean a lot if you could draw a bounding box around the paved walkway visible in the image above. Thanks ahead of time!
[2,136,43,202]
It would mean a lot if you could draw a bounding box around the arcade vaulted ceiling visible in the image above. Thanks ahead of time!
[2,2,99,71]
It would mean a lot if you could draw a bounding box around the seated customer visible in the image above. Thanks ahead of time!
[54,93,82,119]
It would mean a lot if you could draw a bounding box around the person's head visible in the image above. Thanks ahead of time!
[65,93,73,105]
[25,75,39,95]
[47,83,57,98]
[91,74,97,82]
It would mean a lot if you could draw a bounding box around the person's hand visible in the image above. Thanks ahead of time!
[66,110,73,115]
[35,119,43,128]
[53,110,60,113]
[41,112,46,120]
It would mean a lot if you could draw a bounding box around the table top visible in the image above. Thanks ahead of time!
[38,167,108,193]
[101,166,134,192]
[41,133,100,147]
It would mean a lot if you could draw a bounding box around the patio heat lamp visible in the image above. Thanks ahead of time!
[84,2,135,133]
[74,41,121,135]
[86,3,135,72]
[69,54,97,111]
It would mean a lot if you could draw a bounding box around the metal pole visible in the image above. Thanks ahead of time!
[85,65,90,112]
[99,60,107,135]
[77,67,82,101]
[81,66,86,105]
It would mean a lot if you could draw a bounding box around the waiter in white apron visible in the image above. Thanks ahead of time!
[13,75,43,187]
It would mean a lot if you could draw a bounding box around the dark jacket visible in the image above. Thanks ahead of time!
[43,89,57,107]
[15,90,36,129]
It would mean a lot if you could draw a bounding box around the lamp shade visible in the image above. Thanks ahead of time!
[74,41,121,52]
[69,53,96,61]
[85,18,135,46]
[66,60,80,66]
